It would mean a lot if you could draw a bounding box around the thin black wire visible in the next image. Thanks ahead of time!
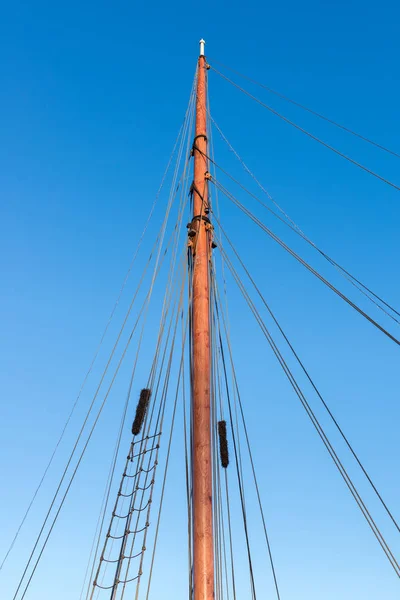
[144,276,191,600]
[93,260,187,598]
[211,178,400,348]
[214,216,400,534]
[208,58,400,159]
[131,265,188,599]
[14,147,190,600]
[181,305,193,600]
[15,76,197,600]
[212,278,282,600]
[1,109,190,578]
[84,247,183,599]
[119,182,192,597]
[144,313,189,599]
[101,114,194,597]
[133,271,188,600]
[216,311,257,599]
[199,139,400,324]
[210,66,400,193]
[214,326,237,600]
[218,239,400,576]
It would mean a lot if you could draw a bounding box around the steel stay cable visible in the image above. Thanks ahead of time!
[210,66,400,193]
[0,119,192,580]
[130,262,188,598]
[217,309,257,599]
[211,268,282,599]
[146,122,196,598]
[223,250,400,574]
[211,180,400,347]
[22,75,196,594]
[18,262,172,600]
[208,268,258,599]
[84,240,188,599]
[19,305,147,600]
[86,275,179,600]
[212,294,224,600]
[144,297,191,599]
[210,112,249,599]
[211,274,227,600]
[14,158,188,600]
[89,270,180,587]
[92,188,191,596]
[210,97,235,600]
[17,276,149,600]
[16,224,179,600]
[90,259,186,597]
[213,317,237,600]
[212,266,280,599]
[205,118,400,323]
[124,264,188,599]
[208,58,400,159]
[181,327,193,599]
[218,241,400,576]
[92,77,196,581]
[96,162,192,594]
[208,111,249,522]
[214,215,400,535]
[145,100,195,392]
[80,350,141,600]
[197,138,400,324]
[210,287,223,600]
[212,302,234,600]
[116,303,180,597]
[211,168,400,325]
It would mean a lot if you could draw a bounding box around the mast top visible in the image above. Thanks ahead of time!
[199,39,206,57]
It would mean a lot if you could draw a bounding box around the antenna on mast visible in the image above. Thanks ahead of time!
[199,38,206,56]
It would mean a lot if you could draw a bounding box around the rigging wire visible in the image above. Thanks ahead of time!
[211,266,282,599]
[125,267,187,600]
[216,300,257,600]
[127,153,194,598]
[83,242,189,600]
[82,234,189,598]
[210,277,227,600]
[181,326,193,600]
[210,66,400,193]
[87,84,196,596]
[0,112,189,577]
[89,247,188,599]
[12,87,196,600]
[16,274,163,600]
[215,236,400,576]
[127,253,188,597]
[213,216,400,534]
[206,115,400,324]
[82,256,181,600]
[87,171,193,599]
[210,178,400,347]
[207,93,249,522]
[144,296,190,599]
[210,85,280,599]
[213,307,237,600]
[208,58,400,159]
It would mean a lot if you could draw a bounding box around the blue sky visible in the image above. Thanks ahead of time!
[1,0,400,598]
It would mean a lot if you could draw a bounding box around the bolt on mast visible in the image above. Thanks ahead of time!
[189,38,215,600]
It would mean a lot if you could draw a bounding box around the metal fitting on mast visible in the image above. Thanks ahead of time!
[199,38,206,57]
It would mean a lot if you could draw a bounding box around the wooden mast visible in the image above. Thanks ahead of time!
[190,39,215,600]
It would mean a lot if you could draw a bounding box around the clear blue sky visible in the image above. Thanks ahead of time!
[1,0,400,598]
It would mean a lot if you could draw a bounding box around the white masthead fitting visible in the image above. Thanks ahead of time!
[199,39,206,57]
